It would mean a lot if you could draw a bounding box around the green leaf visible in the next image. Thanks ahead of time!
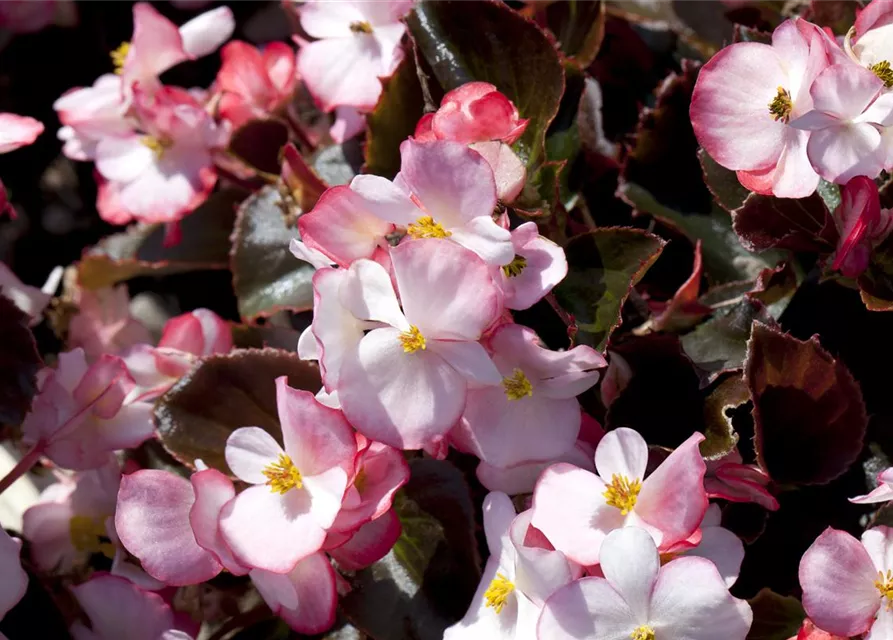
[747,322,868,485]
[543,0,606,67]
[698,149,749,213]
[341,459,479,640]
[154,348,321,475]
[230,186,314,323]
[406,0,565,169]
[312,141,362,187]
[746,589,805,640]
[0,293,41,425]
[77,189,244,290]
[365,53,427,179]
[553,227,665,351]
[816,178,842,213]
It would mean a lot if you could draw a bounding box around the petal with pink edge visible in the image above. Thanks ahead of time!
[327,509,402,570]
[70,573,175,640]
[189,468,248,575]
[0,113,44,153]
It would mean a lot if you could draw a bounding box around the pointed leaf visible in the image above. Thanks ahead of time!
[732,192,838,253]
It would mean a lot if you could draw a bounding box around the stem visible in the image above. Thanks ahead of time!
[0,444,43,496]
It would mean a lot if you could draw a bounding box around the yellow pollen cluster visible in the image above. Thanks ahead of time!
[768,86,793,123]
[399,325,427,353]
[349,20,373,34]
[111,41,131,74]
[502,255,528,278]
[877,570,893,602]
[603,474,642,515]
[263,453,303,494]
[69,516,116,559]
[871,61,893,88]
[484,573,515,614]
[502,368,533,400]
[631,626,655,640]
[407,216,451,239]
[141,135,170,159]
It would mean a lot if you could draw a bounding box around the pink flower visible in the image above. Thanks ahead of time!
[663,504,745,588]
[321,239,503,450]
[846,0,893,81]
[704,449,779,511]
[496,223,568,310]
[800,526,893,637]
[830,175,893,277]
[851,467,893,504]
[219,377,356,573]
[21,349,155,470]
[330,106,366,143]
[216,41,297,129]
[0,112,44,153]
[0,529,27,618]
[325,507,402,570]
[0,263,62,325]
[452,323,605,470]
[95,85,228,226]
[787,619,848,640]
[445,493,578,639]
[537,527,752,640]
[69,573,192,640]
[68,286,152,361]
[250,553,337,634]
[415,82,529,146]
[790,62,893,183]
[296,0,413,112]
[22,456,120,573]
[531,428,708,566]
[690,19,831,197]
[474,439,597,495]
[54,75,131,162]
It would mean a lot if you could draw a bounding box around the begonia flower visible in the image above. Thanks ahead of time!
[216,40,297,129]
[0,529,27,619]
[0,112,44,153]
[0,262,62,325]
[250,553,337,634]
[330,106,366,143]
[296,0,413,112]
[322,239,503,450]
[800,526,893,637]
[829,175,893,277]
[55,75,131,162]
[94,85,228,227]
[21,349,155,471]
[531,428,708,566]
[474,440,597,495]
[790,63,893,183]
[661,504,745,588]
[22,456,120,573]
[787,619,847,640]
[704,449,779,511]
[219,377,356,573]
[69,573,193,640]
[496,222,568,310]
[851,467,893,504]
[325,507,402,570]
[690,19,831,197]
[452,323,605,470]
[445,492,577,639]
[846,0,893,87]
[537,527,752,640]
[68,286,152,361]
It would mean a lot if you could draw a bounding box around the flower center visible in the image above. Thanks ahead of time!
[69,515,116,559]
[349,20,373,34]
[768,86,793,123]
[406,216,451,239]
[484,573,515,614]
[262,453,303,494]
[111,41,131,74]
[871,61,893,88]
[603,474,642,515]
[399,325,427,353]
[502,255,528,278]
[631,626,655,640]
[141,135,170,159]
[877,570,893,601]
[502,368,533,400]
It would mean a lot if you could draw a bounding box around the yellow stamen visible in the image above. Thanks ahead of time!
[262,453,303,494]
[111,41,131,74]
[502,369,533,400]
[484,573,515,614]
[631,626,655,640]
[69,516,116,559]
[141,135,170,159]
[399,325,427,353]
[603,474,642,515]
[406,216,451,239]
[502,255,528,278]
[871,61,893,89]
[349,20,373,34]
[877,570,893,602]
[768,86,793,123]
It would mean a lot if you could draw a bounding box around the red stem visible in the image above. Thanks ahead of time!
[0,444,43,496]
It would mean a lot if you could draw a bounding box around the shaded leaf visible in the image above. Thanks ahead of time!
[746,322,868,485]
[553,227,665,351]
[698,148,749,213]
[804,0,859,35]
[231,323,303,352]
[701,374,748,460]
[0,293,41,425]
[341,459,479,640]
[732,192,838,253]
[228,119,290,177]
[230,186,314,323]
[859,233,893,311]
[733,24,773,44]
[746,589,805,640]
[312,141,362,187]
[78,190,244,290]
[365,53,426,179]
[749,262,798,320]
[544,0,606,68]
[281,142,328,212]
[154,348,321,474]
[407,0,565,169]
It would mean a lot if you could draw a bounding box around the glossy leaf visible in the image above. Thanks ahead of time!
[732,192,838,253]
[543,0,606,67]
[698,148,749,213]
[154,348,321,474]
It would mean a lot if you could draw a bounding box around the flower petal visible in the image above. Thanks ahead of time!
[537,577,638,640]
[178,6,235,59]
[599,527,660,621]
[594,427,648,484]
[224,427,285,485]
